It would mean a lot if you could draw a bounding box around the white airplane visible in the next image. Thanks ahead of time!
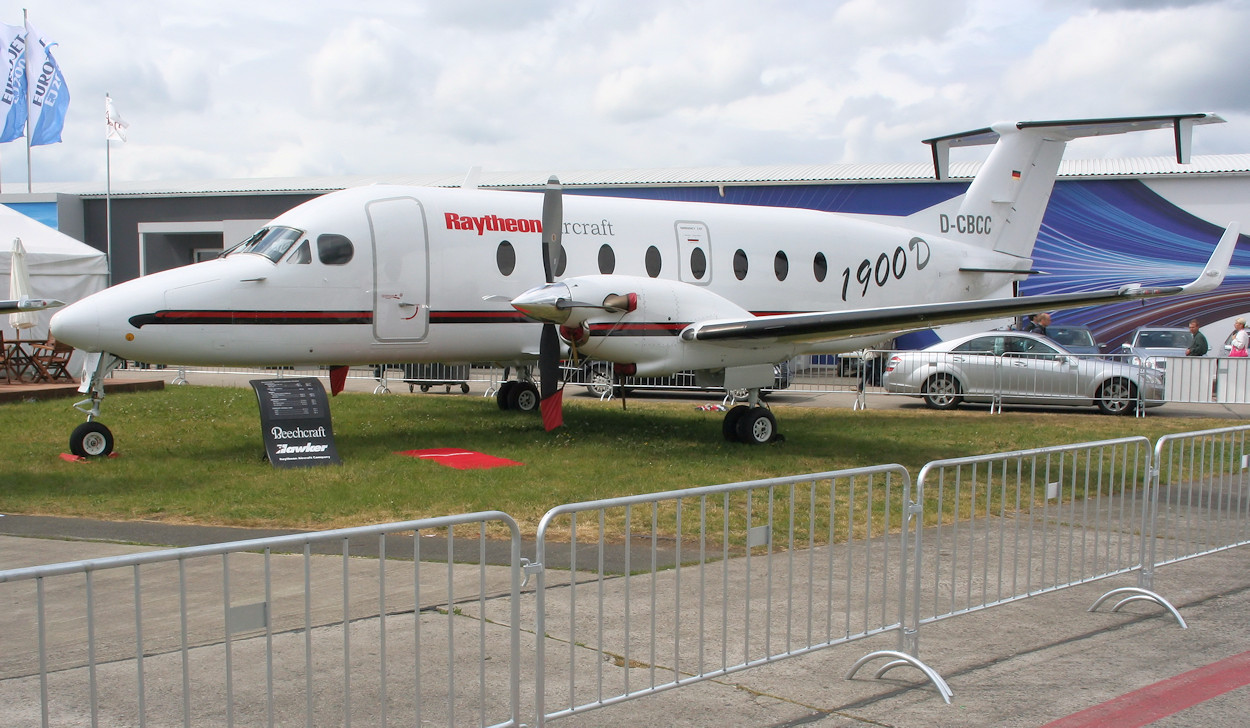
[50,113,1238,457]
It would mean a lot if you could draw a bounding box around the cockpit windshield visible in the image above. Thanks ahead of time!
[226,226,305,263]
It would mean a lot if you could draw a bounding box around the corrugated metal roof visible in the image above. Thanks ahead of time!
[19,153,1250,198]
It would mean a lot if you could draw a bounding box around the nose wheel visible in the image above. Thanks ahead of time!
[70,421,115,458]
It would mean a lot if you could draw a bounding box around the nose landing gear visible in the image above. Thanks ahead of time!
[68,352,123,458]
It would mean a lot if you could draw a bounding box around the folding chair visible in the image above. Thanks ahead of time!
[27,337,75,382]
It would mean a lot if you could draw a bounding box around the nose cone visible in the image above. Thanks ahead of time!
[511,282,571,325]
[50,298,103,351]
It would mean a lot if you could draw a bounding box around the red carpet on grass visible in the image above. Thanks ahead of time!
[396,448,523,470]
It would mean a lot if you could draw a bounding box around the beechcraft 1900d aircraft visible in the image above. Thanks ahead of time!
[49,113,1239,456]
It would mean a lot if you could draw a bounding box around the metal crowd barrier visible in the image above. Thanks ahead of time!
[530,466,924,724]
[0,513,524,728]
[4,428,1250,724]
[1146,426,1250,579]
[119,352,1250,411]
[912,438,1154,632]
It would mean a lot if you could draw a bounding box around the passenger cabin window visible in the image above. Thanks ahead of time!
[229,226,304,263]
[689,248,707,280]
[497,241,516,276]
[317,234,354,265]
[645,245,662,278]
[774,251,789,281]
[813,252,827,282]
[555,247,568,277]
[598,244,615,274]
[733,249,748,280]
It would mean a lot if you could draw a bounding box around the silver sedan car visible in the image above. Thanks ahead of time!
[882,331,1165,415]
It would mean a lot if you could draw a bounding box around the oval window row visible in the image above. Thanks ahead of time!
[495,241,830,282]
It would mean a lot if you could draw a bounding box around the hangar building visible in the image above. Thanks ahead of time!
[3,152,1249,349]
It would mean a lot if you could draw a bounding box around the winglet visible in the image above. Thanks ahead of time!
[1180,222,1239,295]
[1118,222,1239,299]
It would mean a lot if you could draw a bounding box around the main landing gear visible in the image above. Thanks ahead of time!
[493,367,541,413]
[722,390,782,445]
[68,352,124,458]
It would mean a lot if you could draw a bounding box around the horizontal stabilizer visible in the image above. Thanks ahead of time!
[924,113,1224,180]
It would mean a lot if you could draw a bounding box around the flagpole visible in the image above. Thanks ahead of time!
[23,8,29,193]
[106,93,113,287]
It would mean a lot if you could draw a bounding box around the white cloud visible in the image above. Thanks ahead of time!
[2,0,1247,186]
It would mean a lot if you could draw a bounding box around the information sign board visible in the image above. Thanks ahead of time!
[250,378,342,467]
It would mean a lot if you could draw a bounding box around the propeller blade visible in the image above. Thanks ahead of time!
[539,322,564,430]
[541,176,563,284]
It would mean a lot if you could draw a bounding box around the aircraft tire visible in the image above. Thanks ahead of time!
[722,405,750,441]
[497,381,518,410]
[509,382,540,413]
[70,421,114,458]
[734,407,777,445]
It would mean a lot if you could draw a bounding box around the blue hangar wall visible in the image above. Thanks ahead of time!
[571,179,1250,350]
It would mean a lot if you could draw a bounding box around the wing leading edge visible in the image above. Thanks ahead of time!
[685,223,1240,346]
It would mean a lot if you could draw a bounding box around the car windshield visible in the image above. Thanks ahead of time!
[1136,330,1191,348]
[226,226,305,263]
[1049,328,1094,347]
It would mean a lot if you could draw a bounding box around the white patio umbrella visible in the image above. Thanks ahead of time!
[8,237,38,334]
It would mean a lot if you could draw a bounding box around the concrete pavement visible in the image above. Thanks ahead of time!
[1,515,1248,727]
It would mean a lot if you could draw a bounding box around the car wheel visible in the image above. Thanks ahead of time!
[922,374,963,410]
[585,363,615,397]
[1096,378,1137,416]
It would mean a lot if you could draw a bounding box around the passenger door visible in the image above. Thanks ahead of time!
[368,197,429,341]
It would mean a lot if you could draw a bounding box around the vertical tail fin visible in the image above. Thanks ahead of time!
[923,113,1224,258]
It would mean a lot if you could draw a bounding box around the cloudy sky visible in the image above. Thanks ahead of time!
[5,0,1249,188]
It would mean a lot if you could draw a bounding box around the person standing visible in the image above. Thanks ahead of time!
[1186,319,1209,356]
[1028,312,1051,337]
[1230,318,1248,357]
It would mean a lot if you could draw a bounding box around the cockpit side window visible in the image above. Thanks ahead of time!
[286,240,312,264]
[318,234,354,265]
[228,226,304,263]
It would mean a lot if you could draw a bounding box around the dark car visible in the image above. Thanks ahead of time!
[1044,325,1103,356]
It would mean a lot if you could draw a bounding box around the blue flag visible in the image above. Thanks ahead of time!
[30,47,68,146]
[0,22,27,143]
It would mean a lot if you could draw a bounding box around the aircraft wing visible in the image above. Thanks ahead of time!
[687,223,1239,346]
[0,298,64,315]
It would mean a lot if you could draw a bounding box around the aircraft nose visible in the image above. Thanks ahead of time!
[50,299,102,351]
[511,282,572,325]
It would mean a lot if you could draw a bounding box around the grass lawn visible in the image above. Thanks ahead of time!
[0,385,1239,536]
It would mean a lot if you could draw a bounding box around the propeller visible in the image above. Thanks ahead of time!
[538,176,565,431]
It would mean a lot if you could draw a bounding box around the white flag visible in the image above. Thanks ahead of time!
[105,95,127,141]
